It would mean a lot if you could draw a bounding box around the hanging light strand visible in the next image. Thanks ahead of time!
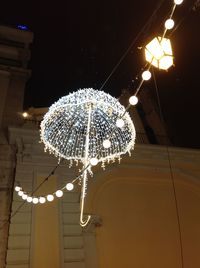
[162,2,177,39]
[120,0,184,120]
[14,163,91,205]
[10,162,62,221]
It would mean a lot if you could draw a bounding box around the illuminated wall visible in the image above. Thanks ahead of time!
[31,175,60,268]
[87,145,200,268]
[5,127,200,268]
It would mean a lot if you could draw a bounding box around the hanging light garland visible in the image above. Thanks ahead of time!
[15,182,75,204]
[127,0,183,106]
[16,0,184,227]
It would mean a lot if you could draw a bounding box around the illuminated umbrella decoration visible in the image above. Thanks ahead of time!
[40,88,136,226]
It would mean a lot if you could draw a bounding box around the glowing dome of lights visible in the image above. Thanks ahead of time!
[40,88,136,165]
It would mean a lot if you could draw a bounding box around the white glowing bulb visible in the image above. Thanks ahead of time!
[47,194,54,202]
[103,139,111,149]
[90,158,98,166]
[56,190,63,197]
[15,186,21,192]
[66,183,74,191]
[18,190,23,196]
[174,0,183,5]
[22,194,28,200]
[27,196,33,203]
[142,70,151,81]
[116,118,125,128]
[129,95,138,106]
[32,197,39,204]
[165,19,175,30]
[39,197,46,204]
[22,112,28,118]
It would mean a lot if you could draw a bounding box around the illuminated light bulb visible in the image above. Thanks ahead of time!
[22,194,28,200]
[66,183,74,191]
[145,37,173,70]
[174,0,183,5]
[32,197,39,204]
[39,197,46,204]
[47,194,54,202]
[27,196,33,203]
[129,96,138,106]
[55,190,63,197]
[90,158,98,166]
[142,70,152,81]
[116,118,125,128]
[18,190,23,196]
[159,55,174,70]
[145,37,164,61]
[103,139,111,149]
[15,186,21,192]
[22,112,28,118]
[165,19,175,30]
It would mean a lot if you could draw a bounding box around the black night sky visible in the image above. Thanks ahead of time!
[1,0,200,149]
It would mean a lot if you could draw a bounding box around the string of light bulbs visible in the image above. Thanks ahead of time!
[122,0,184,111]
[102,0,184,143]
[14,162,94,205]
[100,0,184,145]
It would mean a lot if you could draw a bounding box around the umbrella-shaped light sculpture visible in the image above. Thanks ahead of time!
[40,88,136,226]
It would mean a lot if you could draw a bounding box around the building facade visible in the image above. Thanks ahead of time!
[0,25,33,268]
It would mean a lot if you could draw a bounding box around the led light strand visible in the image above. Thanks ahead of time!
[120,0,183,120]
[14,164,92,205]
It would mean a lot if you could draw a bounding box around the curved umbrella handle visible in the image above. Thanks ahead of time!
[80,213,91,227]
[80,185,91,227]
[80,103,92,227]
[79,165,91,227]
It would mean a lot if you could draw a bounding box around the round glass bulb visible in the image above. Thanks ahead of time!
[22,194,28,200]
[47,194,54,202]
[116,118,125,128]
[55,190,63,198]
[142,70,151,81]
[32,197,39,204]
[66,183,74,191]
[103,139,111,149]
[129,95,138,106]
[90,158,98,166]
[18,190,23,196]
[39,197,46,204]
[174,0,183,5]
[165,19,175,30]
[15,186,21,192]
[27,196,33,203]
[22,112,28,118]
